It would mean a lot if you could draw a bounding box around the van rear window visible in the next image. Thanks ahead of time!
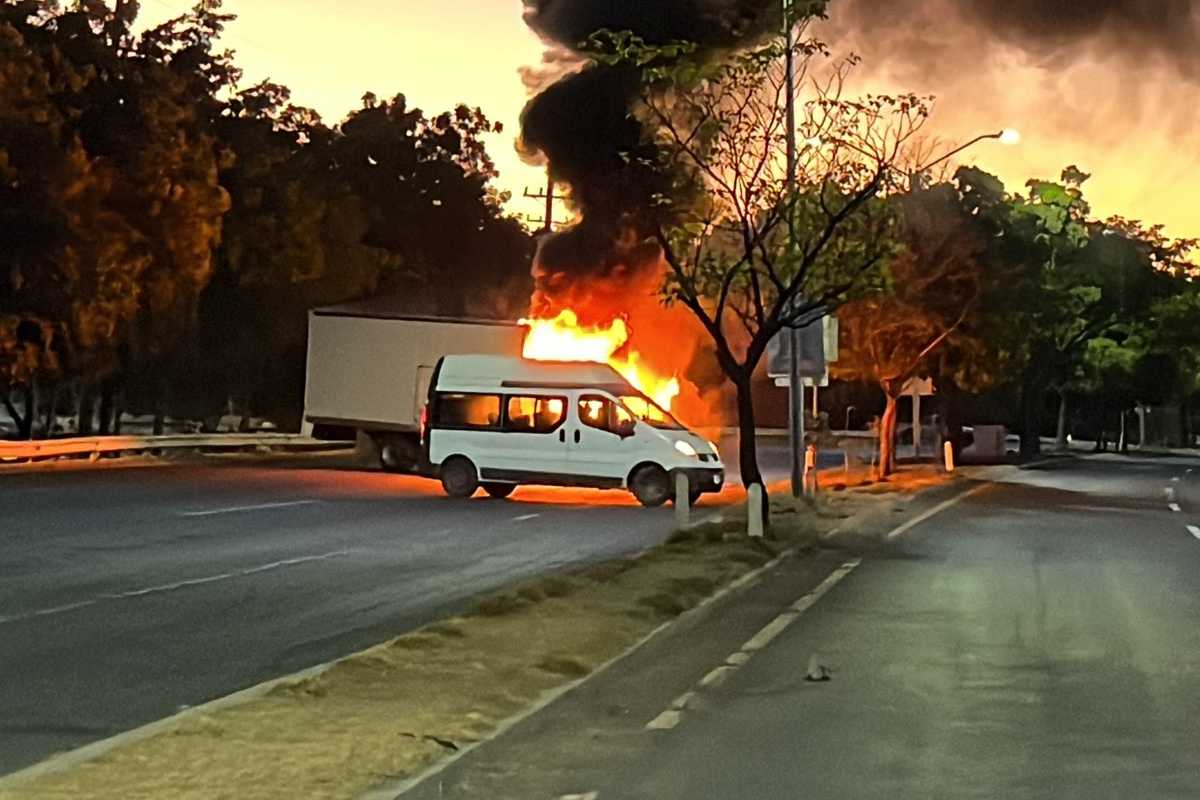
[434,393,501,429]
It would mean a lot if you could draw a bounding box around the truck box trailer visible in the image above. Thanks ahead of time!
[303,306,526,471]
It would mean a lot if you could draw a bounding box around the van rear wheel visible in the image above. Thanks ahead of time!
[440,457,478,499]
[630,464,671,508]
[482,482,516,499]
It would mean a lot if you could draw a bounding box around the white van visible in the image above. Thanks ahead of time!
[422,355,724,506]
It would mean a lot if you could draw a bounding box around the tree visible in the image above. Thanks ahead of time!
[832,183,988,475]
[594,25,930,494]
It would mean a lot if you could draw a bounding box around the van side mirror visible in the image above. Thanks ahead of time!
[615,419,636,439]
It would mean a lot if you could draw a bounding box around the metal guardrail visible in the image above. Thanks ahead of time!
[0,433,352,462]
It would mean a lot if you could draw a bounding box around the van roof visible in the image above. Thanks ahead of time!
[437,355,636,395]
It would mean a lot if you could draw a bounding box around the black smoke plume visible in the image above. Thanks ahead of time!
[519,0,785,319]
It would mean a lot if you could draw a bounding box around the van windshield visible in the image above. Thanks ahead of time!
[617,395,685,431]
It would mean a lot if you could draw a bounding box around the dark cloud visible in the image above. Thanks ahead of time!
[518,0,784,298]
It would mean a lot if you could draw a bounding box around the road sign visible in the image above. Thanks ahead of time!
[767,316,828,380]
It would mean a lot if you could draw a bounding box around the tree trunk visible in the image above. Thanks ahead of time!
[98,380,116,436]
[1055,390,1069,452]
[22,383,36,440]
[878,393,899,478]
[734,375,768,527]
[941,379,965,461]
[1118,408,1128,453]
[1019,375,1042,460]
[153,380,167,436]
[43,382,57,436]
[77,384,96,436]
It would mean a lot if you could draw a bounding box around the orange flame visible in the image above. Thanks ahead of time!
[520,310,682,410]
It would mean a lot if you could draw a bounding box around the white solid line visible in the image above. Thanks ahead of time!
[512,513,540,522]
[1189,526,1200,540]
[885,484,991,541]
[1169,503,1182,513]
[180,499,321,517]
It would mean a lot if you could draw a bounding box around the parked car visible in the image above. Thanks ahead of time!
[423,355,724,506]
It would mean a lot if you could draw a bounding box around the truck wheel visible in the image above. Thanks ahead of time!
[440,457,478,499]
[630,464,671,508]
[481,482,516,499]
[378,436,420,473]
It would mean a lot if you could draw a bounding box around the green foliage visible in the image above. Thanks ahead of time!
[0,0,534,434]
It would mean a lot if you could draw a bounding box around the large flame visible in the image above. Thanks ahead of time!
[520,309,682,411]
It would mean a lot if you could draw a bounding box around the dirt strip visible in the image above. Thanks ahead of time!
[0,467,956,800]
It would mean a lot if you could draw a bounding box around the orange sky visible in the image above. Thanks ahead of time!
[138,0,1196,240]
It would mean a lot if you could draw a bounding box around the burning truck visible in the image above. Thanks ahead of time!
[302,303,723,505]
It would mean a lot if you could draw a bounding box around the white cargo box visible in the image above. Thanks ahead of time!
[304,309,526,434]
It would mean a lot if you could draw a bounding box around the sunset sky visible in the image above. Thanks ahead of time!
[138,0,1197,239]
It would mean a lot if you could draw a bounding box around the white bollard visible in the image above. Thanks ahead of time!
[748,484,764,538]
[675,472,690,529]
[943,440,956,473]
[804,445,818,496]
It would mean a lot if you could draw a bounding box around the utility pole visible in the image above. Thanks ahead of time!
[784,0,805,498]
[523,174,559,233]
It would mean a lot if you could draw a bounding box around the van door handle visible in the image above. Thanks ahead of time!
[574,430,581,444]
[559,429,566,443]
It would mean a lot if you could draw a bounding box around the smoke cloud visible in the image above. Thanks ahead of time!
[819,0,1200,237]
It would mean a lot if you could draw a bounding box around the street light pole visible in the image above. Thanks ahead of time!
[784,0,804,498]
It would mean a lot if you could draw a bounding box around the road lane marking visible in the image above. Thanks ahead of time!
[0,551,350,626]
[179,499,321,517]
[645,559,860,732]
[1189,525,1200,540]
[512,513,540,522]
[1166,487,1177,500]
[1171,476,1182,482]
[1169,503,1182,513]
[885,484,991,541]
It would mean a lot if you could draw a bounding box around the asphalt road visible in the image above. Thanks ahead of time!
[403,454,1200,800]
[0,444,783,777]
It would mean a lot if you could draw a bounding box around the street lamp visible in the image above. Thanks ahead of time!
[908,128,1020,191]
[845,405,856,432]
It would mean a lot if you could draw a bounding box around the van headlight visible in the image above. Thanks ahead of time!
[674,440,698,458]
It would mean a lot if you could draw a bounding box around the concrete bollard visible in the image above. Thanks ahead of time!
[747,484,764,538]
[804,445,818,496]
[674,472,690,529]
[943,440,956,473]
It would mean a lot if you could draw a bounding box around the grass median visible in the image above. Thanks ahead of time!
[1,466,955,800]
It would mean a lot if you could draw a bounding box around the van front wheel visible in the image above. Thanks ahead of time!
[630,464,671,508]
[440,457,478,499]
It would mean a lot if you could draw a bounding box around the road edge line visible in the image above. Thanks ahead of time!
[884,483,992,541]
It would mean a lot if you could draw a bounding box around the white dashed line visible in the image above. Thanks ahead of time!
[1165,487,1177,500]
[180,500,321,517]
[645,559,860,732]
[0,551,350,626]
[1169,503,1182,513]
[1171,476,1182,482]
[512,513,540,522]
[1188,526,1200,541]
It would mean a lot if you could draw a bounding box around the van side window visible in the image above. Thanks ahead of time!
[435,393,501,429]
[505,396,566,434]
[578,395,634,435]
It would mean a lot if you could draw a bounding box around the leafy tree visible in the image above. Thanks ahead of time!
[592,24,932,493]
[832,183,989,475]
